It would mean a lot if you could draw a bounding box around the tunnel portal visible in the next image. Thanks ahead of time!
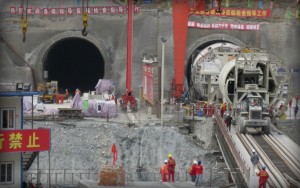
[43,37,104,94]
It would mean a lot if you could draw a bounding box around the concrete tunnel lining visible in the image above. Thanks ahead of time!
[185,34,246,90]
[30,31,112,92]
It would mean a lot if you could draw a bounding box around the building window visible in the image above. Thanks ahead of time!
[1,109,15,129]
[0,162,13,183]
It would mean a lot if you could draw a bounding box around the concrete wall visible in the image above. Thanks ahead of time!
[0,0,299,95]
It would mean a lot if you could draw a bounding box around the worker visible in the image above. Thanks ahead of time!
[188,160,197,182]
[194,160,203,186]
[65,89,69,102]
[295,105,298,119]
[111,94,115,101]
[279,103,284,111]
[220,102,227,118]
[167,153,176,182]
[160,160,168,182]
[252,99,258,106]
[251,149,259,175]
[256,165,269,188]
[225,114,233,131]
[75,88,81,95]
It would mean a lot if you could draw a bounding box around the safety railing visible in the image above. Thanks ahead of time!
[27,167,239,187]
[213,105,250,186]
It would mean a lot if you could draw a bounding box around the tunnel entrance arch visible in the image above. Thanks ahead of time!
[31,31,112,95]
[184,34,245,98]
[185,34,246,89]
[43,37,104,94]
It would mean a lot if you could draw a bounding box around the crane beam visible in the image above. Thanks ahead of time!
[172,0,190,98]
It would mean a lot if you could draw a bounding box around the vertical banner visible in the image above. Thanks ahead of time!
[248,0,252,8]
[226,0,230,8]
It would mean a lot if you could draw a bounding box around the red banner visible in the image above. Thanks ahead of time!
[9,6,140,16]
[190,8,271,17]
[188,21,260,30]
[143,64,154,104]
[0,129,51,153]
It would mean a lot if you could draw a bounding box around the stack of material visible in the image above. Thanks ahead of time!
[98,165,125,186]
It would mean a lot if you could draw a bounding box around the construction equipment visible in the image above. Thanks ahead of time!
[21,0,29,42]
[121,0,137,112]
[190,46,291,133]
[37,81,58,103]
[236,94,271,134]
[172,0,221,100]
[81,0,89,36]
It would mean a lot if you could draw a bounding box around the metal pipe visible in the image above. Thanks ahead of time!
[268,134,300,169]
[161,38,166,127]
[263,135,300,179]
[48,151,51,188]
[31,95,33,129]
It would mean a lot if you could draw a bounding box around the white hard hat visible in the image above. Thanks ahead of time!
[193,160,197,164]
[164,160,168,163]
[252,149,255,153]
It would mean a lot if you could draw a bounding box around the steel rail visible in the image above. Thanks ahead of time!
[245,134,290,187]
[268,134,300,169]
[284,173,300,187]
[237,133,279,188]
[262,134,300,180]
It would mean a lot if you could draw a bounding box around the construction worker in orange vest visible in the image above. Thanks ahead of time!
[189,160,197,182]
[256,165,269,188]
[160,160,168,182]
[167,153,176,182]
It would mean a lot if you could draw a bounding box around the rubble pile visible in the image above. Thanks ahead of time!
[98,165,125,186]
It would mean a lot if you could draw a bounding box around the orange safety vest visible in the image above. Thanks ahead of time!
[160,164,168,174]
[167,158,176,171]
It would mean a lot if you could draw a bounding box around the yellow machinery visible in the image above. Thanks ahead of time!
[37,81,58,103]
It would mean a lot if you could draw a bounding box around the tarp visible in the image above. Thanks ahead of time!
[83,100,117,118]
[95,79,114,94]
[71,92,83,109]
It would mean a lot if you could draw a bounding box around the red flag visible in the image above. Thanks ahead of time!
[112,144,117,165]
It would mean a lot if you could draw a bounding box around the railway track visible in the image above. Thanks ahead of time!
[239,133,300,187]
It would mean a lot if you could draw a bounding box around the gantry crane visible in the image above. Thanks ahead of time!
[121,0,137,112]
[172,0,222,100]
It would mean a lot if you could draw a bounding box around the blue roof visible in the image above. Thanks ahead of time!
[0,91,41,97]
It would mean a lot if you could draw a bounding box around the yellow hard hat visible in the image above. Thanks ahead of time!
[168,153,172,158]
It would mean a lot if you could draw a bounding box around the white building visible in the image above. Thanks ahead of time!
[0,91,40,188]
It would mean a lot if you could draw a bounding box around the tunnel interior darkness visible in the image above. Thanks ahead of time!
[43,37,104,94]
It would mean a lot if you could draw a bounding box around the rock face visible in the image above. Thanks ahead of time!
[24,118,221,182]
